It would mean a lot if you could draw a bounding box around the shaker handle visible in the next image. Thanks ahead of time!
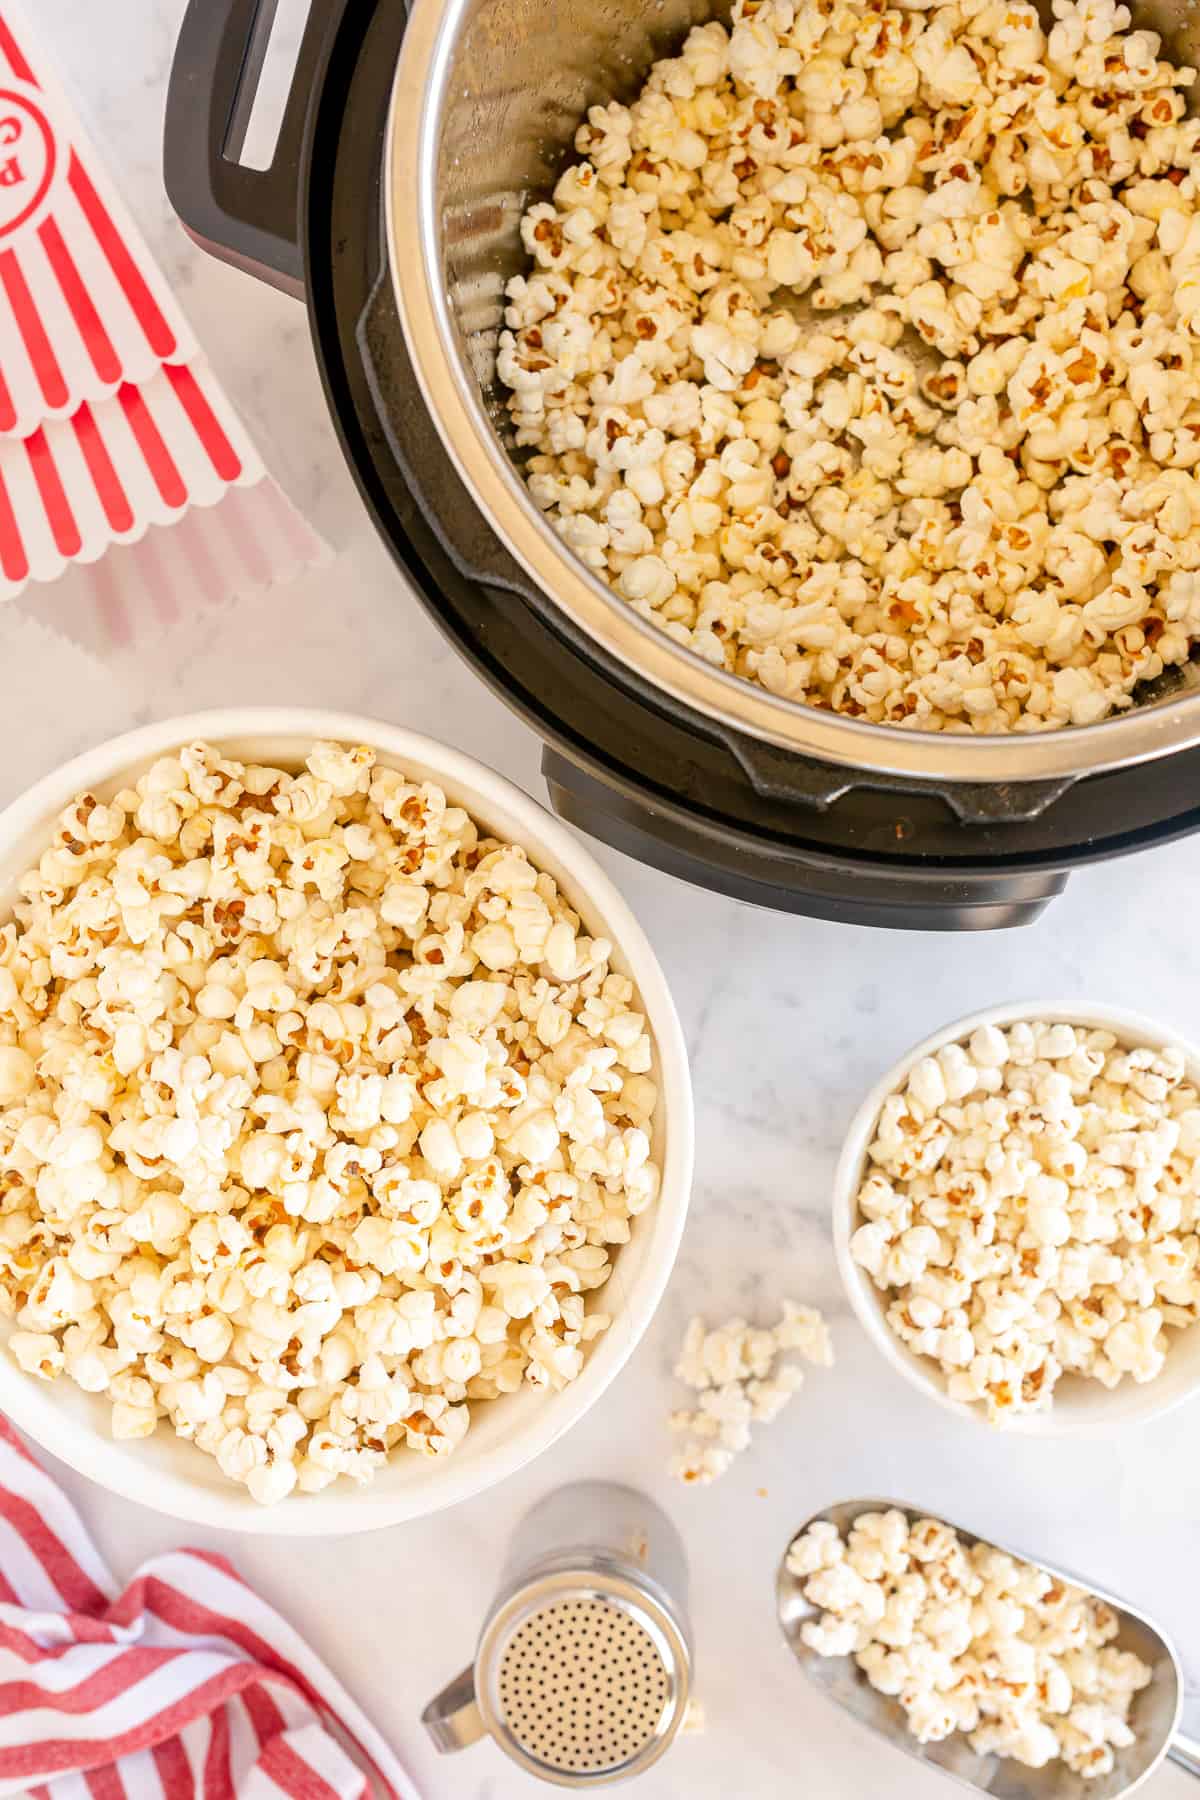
[421,1663,486,1754]
[1169,1731,1200,1778]
[163,0,347,297]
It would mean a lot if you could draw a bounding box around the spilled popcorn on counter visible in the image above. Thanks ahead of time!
[0,742,661,1503]
[499,0,1200,733]
[851,1019,1200,1420]
[787,1511,1152,1779]
[670,1301,832,1482]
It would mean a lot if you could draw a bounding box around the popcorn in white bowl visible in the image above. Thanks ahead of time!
[834,1003,1200,1432]
[788,1509,1152,1781]
[0,712,692,1532]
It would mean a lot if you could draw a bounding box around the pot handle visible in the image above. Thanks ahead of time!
[725,735,1077,821]
[1169,1730,1200,1778]
[163,0,344,298]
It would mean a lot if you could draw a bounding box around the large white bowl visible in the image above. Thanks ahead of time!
[0,710,693,1533]
[834,1000,1200,1436]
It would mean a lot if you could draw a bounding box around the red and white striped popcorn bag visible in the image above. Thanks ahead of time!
[0,2,327,648]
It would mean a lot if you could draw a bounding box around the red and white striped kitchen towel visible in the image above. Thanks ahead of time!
[0,1421,418,1800]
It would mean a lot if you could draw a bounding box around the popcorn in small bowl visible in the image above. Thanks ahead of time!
[0,714,692,1527]
[834,1004,1200,1431]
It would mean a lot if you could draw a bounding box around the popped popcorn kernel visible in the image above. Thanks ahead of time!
[669,1299,833,1480]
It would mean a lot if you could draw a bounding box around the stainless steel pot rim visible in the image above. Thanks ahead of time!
[387,0,1200,788]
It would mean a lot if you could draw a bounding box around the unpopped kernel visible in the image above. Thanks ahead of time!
[669,1300,832,1482]
[788,1511,1151,1779]
[0,742,660,1503]
[851,1020,1200,1420]
[500,0,1200,733]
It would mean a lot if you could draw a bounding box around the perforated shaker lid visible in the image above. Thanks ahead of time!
[475,1568,691,1786]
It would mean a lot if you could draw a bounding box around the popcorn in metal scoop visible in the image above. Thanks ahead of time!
[787,1509,1152,1779]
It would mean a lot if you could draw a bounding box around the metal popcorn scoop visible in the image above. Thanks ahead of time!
[422,1483,693,1786]
[777,1499,1200,1799]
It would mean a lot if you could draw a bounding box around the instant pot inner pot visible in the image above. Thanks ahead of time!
[438,0,728,405]
[429,0,1200,723]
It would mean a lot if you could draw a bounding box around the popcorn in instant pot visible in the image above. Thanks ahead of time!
[851,1020,1200,1420]
[499,0,1200,733]
[0,742,662,1503]
[788,1511,1152,1779]
[669,1300,832,1482]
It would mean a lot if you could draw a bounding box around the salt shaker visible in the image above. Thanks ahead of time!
[422,1482,693,1786]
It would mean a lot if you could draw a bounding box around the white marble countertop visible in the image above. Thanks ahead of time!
[7,2,1200,1795]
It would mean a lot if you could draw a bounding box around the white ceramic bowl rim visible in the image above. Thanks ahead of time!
[833,998,1200,1437]
[0,709,693,1533]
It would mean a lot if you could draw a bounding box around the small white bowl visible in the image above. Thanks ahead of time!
[0,710,693,1532]
[834,1000,1200,1436]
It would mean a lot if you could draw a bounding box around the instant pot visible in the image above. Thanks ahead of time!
[164,0,1200,930]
